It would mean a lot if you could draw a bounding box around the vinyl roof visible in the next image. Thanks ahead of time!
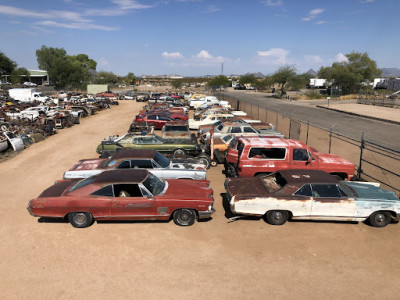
[111,149,156,160]
[94,169,149,184]
[279,169,338,184]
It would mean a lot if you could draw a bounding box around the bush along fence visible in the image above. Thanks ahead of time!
[215,92,400,196]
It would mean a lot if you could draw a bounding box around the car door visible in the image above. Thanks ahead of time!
[111,183,156,219]
[290,148,318,170]
[310,184,356,221]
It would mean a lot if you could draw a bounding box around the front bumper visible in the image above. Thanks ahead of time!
[198,208,216,219]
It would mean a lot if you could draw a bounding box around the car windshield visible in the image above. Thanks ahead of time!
[101,156,115,168]
[154,151,170,168]
[222,135,232,143]
[70,176,96,192]
[259,172,287,193]
[142,173,165,196]
[164,125,188,132]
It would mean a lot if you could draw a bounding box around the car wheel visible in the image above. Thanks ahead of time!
[265,210,288,225]
[368,211,391,227]
[210,159,218,167]
[197,154,211,169]
[68,212,93,228]
[173,209,196,226]
[214,149,224,164]
[173,148,186,157]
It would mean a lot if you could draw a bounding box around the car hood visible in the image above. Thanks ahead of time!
[226,177,268,198]
[163,179,212,200]
[170,158,206,170]
[316,152,354,166]
[69,158,106,171]
[343,182,399,201]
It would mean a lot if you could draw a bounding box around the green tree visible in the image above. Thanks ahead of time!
[288,73,313,91]
[125,72,137,85]
[271,66,297,97]
[0,52,16,76]
[318,52,381,94]
[10,68,30,84]
[208,75,230,89]
[239,74,257,86]
[170,79,183,90]
[96,71,117,84]
[36,45,97,89]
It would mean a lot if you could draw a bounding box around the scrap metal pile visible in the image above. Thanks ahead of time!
[0,89,118,158]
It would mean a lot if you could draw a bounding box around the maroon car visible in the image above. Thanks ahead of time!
[27,169,215,228]
[136,110,188,122]
[140,113,175,129]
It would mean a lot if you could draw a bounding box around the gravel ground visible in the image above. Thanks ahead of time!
[1,100,399,299]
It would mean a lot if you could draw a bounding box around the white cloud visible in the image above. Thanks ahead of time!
[162,51,184,59]
[203,5,220,13]
[363,0,376,2]
[36,21,118,31]
[316,20,327,25]
[256,48,290,64]
[302,8,325,22]
[335,53,349,63]
[304,55,324,64]
[98,57,109,67]
[0,1,152,31]
[193,50,226,63]
[262,0,284,7]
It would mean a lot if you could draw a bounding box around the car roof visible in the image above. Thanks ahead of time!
[111,149,157,160]
[238,137,304,147]
[279,170,338,184]
[94,169,149,184]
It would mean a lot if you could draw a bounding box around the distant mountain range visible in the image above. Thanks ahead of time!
[306,69,318,76]
[381,68,400,77]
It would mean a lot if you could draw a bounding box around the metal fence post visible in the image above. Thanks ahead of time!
[357,132,365,179]
[328,124,336,153]
[306,120,310,145]
[276,110,279,128]
[265,107,268,122]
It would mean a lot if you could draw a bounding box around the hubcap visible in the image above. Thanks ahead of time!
[74,213,87,225]
[376,213,386,223]
[273,212,283,220]
[181,213,189,221]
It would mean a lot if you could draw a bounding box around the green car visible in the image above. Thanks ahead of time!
[97,133,208,164]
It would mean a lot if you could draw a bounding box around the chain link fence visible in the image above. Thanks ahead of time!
[216,92,400,196]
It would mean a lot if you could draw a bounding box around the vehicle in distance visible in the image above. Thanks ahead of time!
[225,137,355,180]
[63,149,207,180]
[225,169,400,227]
[97,133,203,158]
[23,82,37,87]
[162,121,191,139]
[28,169,215,228]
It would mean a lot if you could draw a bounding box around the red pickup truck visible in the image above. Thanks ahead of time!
[225,136,355,180]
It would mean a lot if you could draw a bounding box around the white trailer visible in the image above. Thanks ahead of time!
[309,78,327,88]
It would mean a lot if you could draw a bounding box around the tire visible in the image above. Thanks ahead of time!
[173,148,186,157]
[173,209,196,226]
[368,211,391,227]
[214,149,224,164]
[197,154,211,169]
[265,210,289,225]
[210,159,218,167]
[68,212,93,228]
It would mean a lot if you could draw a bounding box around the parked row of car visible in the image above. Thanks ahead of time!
[27,92,400,228]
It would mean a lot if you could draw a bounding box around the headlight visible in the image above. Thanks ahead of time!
[208,202,213,210]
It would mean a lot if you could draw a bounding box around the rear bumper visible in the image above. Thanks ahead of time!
[198,208,215,219]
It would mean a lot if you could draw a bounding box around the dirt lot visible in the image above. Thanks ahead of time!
[1,101,399,299]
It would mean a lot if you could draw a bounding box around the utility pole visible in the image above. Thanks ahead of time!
[221,63,224,75]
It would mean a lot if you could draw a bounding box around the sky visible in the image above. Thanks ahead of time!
[0,0,399,76]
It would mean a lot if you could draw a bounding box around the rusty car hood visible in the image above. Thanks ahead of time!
[69,158,107,171]
[226,177,268,198]
[163,179,212,200]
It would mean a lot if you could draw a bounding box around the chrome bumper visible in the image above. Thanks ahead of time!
[198,208,215,219]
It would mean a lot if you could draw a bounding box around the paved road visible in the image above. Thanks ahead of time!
[218,90,400,151]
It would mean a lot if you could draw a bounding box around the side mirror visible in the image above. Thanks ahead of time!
[306,158,312,165]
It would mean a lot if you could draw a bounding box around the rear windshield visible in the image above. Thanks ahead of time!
[164,125,188,132]
[70,176,96,192]
[259,172,287,193]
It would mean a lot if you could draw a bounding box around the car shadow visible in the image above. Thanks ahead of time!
[38,217,68,224]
